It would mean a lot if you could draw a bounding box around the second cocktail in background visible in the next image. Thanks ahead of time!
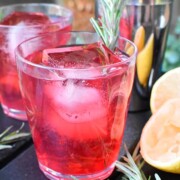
[0,3,73,120]
[96,0,173,111]
[16,31,137,180]
[122,0,173,111]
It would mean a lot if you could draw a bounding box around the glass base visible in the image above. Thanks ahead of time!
[39,162,114,180]
[2,104,27,121]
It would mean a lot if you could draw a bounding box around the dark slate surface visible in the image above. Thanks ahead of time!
[0,111,179,180]
[0,107,32,169]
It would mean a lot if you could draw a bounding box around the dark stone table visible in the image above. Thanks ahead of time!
[0,107,179,180]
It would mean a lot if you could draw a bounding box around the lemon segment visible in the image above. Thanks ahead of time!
[134,26,145,53]
[126,26,145,56]
[140,98,180,174]
[137,33,154,87]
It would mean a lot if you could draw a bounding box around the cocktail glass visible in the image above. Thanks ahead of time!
[96,0,173,111]
[0,3,73,120]
[16,31,137,180]
[120,0,173,111]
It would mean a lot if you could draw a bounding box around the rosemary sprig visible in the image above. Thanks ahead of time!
[116,143,161,180]
[0,123,31,150]
[90,0,127,50]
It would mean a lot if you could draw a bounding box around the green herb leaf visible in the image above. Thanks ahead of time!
[0,144,13,150]
[0,123,31,150]
[90,0,127,50]
[1,133,31,144]
[0,126,13,139]
[116,143,161,180]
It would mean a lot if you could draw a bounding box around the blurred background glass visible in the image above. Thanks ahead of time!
[55,0,95,30]
[0,2,73,120]
[0,0,56,5]
[0,0,95,31]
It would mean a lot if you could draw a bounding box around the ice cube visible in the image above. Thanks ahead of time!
[41,42,128,78]
[40,43,130,140]
[0,12,51,63]
[42,42,111,68]
[1,12,50,63]
[42,42,125,79]
[44,81,108,140]
[45,81,107,123]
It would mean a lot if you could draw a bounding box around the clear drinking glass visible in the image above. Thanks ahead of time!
[16,31,137,180]
[119,0,173,111]
[0,3,73,120]
[96,0,173,111]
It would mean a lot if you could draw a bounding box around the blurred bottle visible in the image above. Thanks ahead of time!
[95,0,173,112]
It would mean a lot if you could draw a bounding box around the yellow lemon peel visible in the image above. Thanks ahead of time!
[140,99,180,174]
[150,67,180,113]
[137,33,154,87]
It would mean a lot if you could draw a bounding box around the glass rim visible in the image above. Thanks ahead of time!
[126,0,173,5]
[0,3,73,29]
[16,31,138,72]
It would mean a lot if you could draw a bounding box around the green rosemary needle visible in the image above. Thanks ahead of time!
[116,143,161,180]
[0,123,31,150]
[90,0,127,50]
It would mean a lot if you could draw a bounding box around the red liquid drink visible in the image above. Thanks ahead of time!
[0,4,72,120]
[16,32,137,179]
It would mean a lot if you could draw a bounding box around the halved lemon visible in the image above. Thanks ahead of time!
[150,67,180,114]
[140,98,180,174]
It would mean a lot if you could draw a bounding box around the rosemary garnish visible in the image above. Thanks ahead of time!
[0,123,31,150]
[90,0,127,50]
[116,143,161,180]
[90,1,160,179]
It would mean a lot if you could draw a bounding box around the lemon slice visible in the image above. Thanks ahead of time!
[137,33,154,87]
[150,67,180,114]
[126,26,145,56]
[134,26,145,53]
[140,98,180,174]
